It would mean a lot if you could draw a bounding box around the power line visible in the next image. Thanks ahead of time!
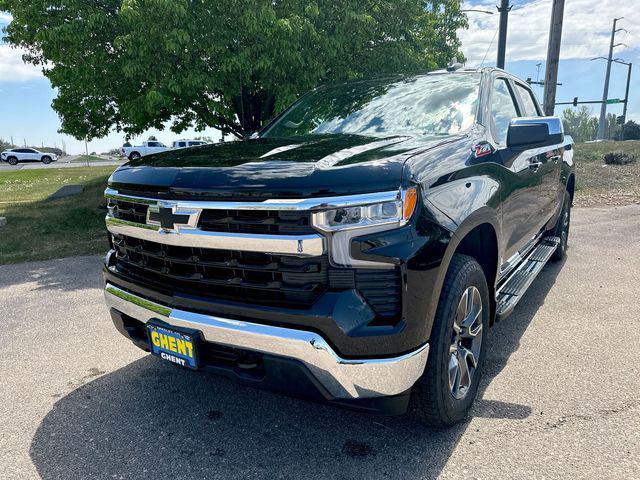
[479,26,500,68]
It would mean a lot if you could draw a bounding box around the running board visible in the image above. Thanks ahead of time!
[495,236,560,322]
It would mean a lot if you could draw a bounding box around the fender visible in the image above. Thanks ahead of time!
[402,199,501,347]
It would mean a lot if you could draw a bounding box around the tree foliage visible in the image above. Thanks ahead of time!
[0,0,467,139]
[561,107,598,143]
[622,120,640,140]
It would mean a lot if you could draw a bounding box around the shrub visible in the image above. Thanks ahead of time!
[603,151,637,165]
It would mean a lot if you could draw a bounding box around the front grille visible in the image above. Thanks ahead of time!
[109,199,148,223]
[198,209,314,235]
[108,198,314,235]
[111,234,328,308]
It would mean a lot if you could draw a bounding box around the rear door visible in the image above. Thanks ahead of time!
[512,82,562,226]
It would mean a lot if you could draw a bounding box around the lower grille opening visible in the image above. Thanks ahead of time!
[112,234,328,309]
[110,235,402,323]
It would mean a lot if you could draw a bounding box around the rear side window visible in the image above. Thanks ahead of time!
[178,142,186,148]
[490,79,519,145]
[515,84,541,117]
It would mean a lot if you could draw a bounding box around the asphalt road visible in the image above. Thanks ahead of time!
[0,155,124,171]
[1,205,639,479]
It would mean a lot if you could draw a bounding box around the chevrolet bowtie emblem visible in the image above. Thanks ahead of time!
[147,202,200,231]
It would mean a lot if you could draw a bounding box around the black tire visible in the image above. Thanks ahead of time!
[42,156,52,164]
[7,156,18,166]
[549,191,571,262]
[411,254,490,427]
[129,152,141,161]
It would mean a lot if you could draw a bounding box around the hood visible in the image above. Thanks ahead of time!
[109,133,462,199]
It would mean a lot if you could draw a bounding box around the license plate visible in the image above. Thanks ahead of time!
[147,324,198,369]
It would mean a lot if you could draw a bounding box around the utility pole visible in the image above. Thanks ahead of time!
[597,18,625,139]
[543,0,565,115]
[496,0,512,69]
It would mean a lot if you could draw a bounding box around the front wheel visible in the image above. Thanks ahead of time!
[411,254,490,427]
[42,156,52,164]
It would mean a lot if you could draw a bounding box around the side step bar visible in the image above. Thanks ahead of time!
[495,236,560,321]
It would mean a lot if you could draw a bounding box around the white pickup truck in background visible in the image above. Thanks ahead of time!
[120,141,168,160]
[172,139,209,149]
[121,139,210,159]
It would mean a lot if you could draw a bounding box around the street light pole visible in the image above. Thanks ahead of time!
[621,62,633,137]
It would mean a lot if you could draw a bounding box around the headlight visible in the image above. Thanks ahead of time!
[312,187,417,232]
[311,187,418,268]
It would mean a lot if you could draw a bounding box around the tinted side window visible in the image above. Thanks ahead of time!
[178,142,186,147]
[515,84,541,117]
[148,142,161,147]
[490,79,519,144]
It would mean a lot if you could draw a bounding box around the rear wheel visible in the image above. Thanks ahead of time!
[550,190,571,262]
[42,156,52,164]
[411,254,490,427]
[7,156,18,165]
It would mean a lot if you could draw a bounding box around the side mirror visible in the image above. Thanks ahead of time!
[507,116,564,151]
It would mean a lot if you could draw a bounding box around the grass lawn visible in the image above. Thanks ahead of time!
[71,155,118,163]
[0,166,116,264]
[573,140,640,207]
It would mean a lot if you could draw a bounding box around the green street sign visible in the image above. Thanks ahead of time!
[606,98,621,104]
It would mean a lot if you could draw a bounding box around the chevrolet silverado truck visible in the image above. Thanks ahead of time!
[103,68,574,427]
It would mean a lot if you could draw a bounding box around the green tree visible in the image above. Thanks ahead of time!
[561,107,598,143]
[605,113,620,140]
[621,120,640,140]
[0,0,467,139]
[0,138,13,151]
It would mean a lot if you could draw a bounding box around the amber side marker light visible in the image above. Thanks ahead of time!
[403,187,418,221]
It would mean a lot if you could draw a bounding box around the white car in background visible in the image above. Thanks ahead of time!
[120,141,169,160]
[1,148,58,166]
[172,139,209,149]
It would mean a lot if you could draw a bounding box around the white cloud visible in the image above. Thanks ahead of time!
[0,12,12,23]
[0,44,44,81]
[460,0,640,65]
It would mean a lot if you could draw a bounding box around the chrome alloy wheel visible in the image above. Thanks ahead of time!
[448,286,483,400]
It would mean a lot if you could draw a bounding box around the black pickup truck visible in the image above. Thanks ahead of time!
[103,67,574,427]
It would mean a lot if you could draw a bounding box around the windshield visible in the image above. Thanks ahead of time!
[262,73,480,139]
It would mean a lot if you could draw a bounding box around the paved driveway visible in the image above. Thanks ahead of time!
[1,205,639,479]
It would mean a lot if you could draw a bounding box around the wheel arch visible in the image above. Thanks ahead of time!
[429,208,501,330]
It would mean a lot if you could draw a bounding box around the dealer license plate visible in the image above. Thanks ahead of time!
[147,324,198,369]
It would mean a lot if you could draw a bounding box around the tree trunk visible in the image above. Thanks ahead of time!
[232,87,276,137]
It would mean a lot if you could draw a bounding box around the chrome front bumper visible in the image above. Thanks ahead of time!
[104,283,429,400]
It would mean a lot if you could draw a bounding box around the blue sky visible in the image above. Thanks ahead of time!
[1,1,639,154]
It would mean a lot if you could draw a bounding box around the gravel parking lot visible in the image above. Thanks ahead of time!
[1,205,639,480]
